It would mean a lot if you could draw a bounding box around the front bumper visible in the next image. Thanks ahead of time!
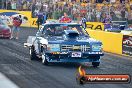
[45,52,104,62]
[0,32,11,38]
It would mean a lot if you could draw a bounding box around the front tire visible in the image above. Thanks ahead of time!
[92,62,100,67]
[42,53,49,65]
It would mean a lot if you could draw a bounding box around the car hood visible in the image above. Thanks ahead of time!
[47,36,102,45]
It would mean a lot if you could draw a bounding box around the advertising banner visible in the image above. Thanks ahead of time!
[86,22,104,31]
[122,35,132,56]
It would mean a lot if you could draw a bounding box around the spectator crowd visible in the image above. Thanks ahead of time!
[31,0,132,24]
[0,0,32,11]
[0,0,132,23]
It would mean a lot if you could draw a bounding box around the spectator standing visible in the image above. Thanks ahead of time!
[90,10,97,22]
[22,1,27,11]
[120,0,125,3]
[100,12,106,22]
[43,13,47,24]
[96,10,101,22]
[96,0,103,3]
[87,12,91,21]
[81,14,87,29]
[7,1,11,10]
[11,15,22,40]
[110,11,117,21]
[31,3,36,18]
[35,0,42,11]
[3,1,6,9]
[72,7,77,20]
[36,12,44,29]
[48,6,53,19]
[17,0,22,10]
[128,7,132,23]
[125,8,129,20]
[121,8,126,20]
[111,0,116,3]
[114,6,122,20]
[43,3,48,12]
[27,1,31,10]
[59,12,72,23]
[105,0,110,3]
[11,1,16,10]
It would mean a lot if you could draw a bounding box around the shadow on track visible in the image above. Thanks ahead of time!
[33,59,99,69]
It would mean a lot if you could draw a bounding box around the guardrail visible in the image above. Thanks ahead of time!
[86,30,123,55]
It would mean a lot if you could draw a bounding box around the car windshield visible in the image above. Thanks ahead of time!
[43,24,87,36]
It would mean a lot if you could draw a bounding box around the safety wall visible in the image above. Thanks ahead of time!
[0,10,37,27]
[30,18,37,28]
[86,22,132,56]
[86,30,123,55]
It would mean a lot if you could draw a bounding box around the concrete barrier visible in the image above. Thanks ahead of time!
[86,30,123,55]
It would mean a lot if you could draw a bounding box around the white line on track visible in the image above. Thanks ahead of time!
[0,72,19,88]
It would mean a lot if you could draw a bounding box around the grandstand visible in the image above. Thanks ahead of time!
[0,0,132,24]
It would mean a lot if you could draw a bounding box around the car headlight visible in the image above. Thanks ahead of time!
[47,44,60,52]
[92,45,102,51]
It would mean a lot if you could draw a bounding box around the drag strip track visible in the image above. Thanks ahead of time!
[0,27,131,88]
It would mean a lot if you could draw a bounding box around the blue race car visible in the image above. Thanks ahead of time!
[24,22,104,67]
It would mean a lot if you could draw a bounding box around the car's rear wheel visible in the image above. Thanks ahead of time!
[92,62,100,67]
[42,53,49,65]
[30,46,37,60]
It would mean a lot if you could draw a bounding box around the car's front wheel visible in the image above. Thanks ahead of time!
[92,62,100,67]
[42,53,49,65]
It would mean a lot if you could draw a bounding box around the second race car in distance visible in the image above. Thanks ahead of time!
[0,18,11,38]
[24,22,104,67]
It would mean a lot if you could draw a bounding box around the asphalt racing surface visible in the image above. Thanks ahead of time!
[0,27,131,88]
